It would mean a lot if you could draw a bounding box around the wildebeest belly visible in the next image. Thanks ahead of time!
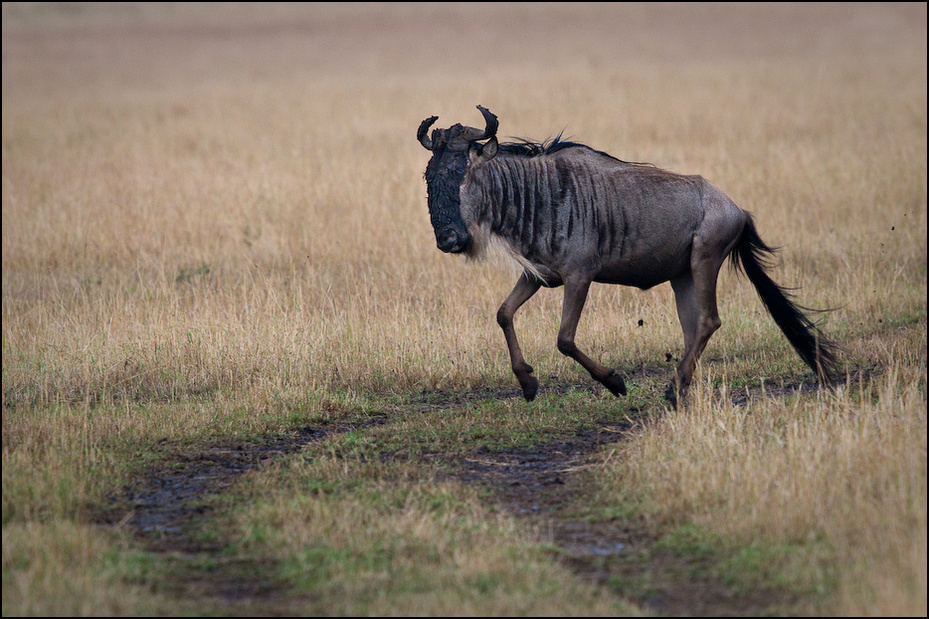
[593,248,692,289]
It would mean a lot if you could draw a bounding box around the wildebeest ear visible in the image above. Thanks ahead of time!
[483,136,498,159]
[469,136,498,165]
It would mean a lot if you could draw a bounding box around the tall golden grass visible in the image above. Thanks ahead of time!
[3,3,926,615]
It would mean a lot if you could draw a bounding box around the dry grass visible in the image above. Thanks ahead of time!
[2,519,174,617]
[2,2,926,615]
[604,354,926,614]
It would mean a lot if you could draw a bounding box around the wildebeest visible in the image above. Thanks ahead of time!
[417,105,838,405]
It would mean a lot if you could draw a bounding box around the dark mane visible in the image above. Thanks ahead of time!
[497,133,653,166]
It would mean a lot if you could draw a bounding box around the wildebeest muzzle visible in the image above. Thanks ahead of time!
[435,224,470,254]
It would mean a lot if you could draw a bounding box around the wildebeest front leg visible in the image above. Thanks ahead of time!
[497,273,542,401]
[557,278,627,397]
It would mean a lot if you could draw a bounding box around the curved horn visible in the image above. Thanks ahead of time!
[458,105,499,143]
[417,115,439,150]
[475,105,498,139]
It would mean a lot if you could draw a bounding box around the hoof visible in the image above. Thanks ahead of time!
[520,376,539,402]
[602,370,627,397]
[664,383,682,409]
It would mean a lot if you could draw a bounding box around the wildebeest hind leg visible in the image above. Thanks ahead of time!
[668,273,699,405]
[497,273,543,400]
[668,232,731,404]
[557,278,627,397]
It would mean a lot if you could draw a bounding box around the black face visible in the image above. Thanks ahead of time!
[423,131,471,254]
[418,106,498,254]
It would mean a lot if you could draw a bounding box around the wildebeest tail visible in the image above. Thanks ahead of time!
[730,217,839,384]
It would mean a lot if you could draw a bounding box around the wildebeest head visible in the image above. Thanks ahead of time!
[418,105,498,254]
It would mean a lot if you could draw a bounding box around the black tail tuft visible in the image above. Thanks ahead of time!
[730,217,839,384]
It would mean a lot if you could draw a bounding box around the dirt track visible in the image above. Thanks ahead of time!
[95,380,819,616]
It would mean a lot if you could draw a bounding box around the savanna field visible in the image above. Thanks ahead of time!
[2,3,926,616]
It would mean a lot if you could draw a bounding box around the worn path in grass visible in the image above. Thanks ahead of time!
[95,378,821,616]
